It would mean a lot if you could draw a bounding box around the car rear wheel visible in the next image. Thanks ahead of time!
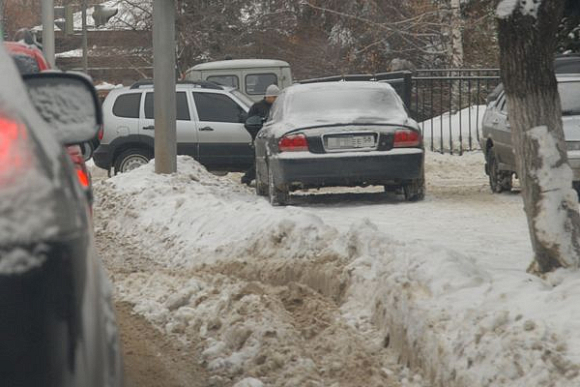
[403,177,425,202]
[487,148,512,193]
[114,148,152,174]
[267,164,289,206]
[255,166,268,196]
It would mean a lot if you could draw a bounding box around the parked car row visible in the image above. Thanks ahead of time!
[95,79,425,205]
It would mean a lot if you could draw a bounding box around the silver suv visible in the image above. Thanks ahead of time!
[93,80,254,174]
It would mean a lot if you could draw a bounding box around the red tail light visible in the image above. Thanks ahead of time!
[278,133,308,152]
[0,116,30,180]
[393,129,421,148]
[76,168,90,188]
[66,145,91,189]
[97,126,104,141]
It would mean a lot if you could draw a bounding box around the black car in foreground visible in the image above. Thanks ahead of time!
[0,48,122,386]
[251,81,425,205]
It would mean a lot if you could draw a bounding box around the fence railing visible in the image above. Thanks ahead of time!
[299,69,502,155]
[411,69,501,154]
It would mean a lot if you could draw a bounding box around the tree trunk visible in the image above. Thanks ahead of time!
[497,0,580,273]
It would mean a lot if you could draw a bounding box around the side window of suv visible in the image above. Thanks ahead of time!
[144,92,191,121]
[113,93,142,118]
[193,92,244,123]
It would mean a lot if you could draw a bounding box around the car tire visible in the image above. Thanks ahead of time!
[267,164,289,206]
[403,177,425,202]
[487,148,512,193]
[114,148,152,174]
[255,166,268,196]
[81,141,94,161]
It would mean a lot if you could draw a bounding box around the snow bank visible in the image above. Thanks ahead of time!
[95,155,580,386]
[420,105,486,153]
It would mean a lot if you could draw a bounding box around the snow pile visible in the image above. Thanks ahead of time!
[95,155,580,386]
[497,0,540,19]
[96,157,337,269]
[421,105,486,153]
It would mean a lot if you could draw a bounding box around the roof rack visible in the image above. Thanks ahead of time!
[129,79,223,90]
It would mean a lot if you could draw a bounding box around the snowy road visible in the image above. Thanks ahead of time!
[91,150,580,386]
[295,152,533,274]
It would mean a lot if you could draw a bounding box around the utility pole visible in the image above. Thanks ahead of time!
[82,0,88,73]
[41,0,55,67]
[0,0,5,40]
[153,0,177,174]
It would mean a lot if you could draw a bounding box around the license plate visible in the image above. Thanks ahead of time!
[326,134,375,150]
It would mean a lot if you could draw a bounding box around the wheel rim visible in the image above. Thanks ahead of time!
[120,155,148,173]
[82,142,93,161]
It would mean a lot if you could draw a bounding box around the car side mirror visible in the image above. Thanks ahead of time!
[239,111,248,123]
[22,72,102,145]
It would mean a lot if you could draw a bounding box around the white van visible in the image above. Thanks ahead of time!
[184,59,293,102]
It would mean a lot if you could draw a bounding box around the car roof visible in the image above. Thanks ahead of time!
[190,59,290,71]
[4,41,50,71]
[106,82,236,99]
[286,81,397,95]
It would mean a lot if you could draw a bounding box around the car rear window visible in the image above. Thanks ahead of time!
[144,92,191,121]
[287,87,407,122]
[12,54,40,75]
[193,92,245,123]
[207,75,239,89]
[113,93,141,118]
[245,73,278,95]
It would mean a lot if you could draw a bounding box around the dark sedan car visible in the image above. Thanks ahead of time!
[0,50,122,386]
[481,75,580,194]
[253,81,425,205]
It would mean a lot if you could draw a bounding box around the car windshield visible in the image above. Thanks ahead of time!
[560,82,580,116]
[286,87,407,122]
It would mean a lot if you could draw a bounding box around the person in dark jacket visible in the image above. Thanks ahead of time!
[241,84,280,185]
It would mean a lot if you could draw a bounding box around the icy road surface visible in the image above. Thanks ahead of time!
[296,151,532,272]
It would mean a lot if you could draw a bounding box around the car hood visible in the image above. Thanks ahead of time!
[563,116,580,142]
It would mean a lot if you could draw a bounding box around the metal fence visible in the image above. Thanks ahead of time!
[299,69,501,155]
[410,69,501,154]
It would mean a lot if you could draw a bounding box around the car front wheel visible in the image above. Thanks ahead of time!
[114,148,152,174]
[487,148,512,193]
[267,164,289,206]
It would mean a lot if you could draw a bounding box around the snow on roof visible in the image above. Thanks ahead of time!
[189,59,290,72]
[33,0,151,32]
[287,80,396,95]
[56,48,83,58]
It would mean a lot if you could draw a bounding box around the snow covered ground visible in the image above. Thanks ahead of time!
[421,105,487,154]
[92,151,580,386]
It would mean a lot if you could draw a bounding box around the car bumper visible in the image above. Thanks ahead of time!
[269,148,424,187]
[93,144,113,170]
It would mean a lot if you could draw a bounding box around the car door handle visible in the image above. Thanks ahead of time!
[492,119,500,125]
[200,126,214,131]
[143,125,155,130]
